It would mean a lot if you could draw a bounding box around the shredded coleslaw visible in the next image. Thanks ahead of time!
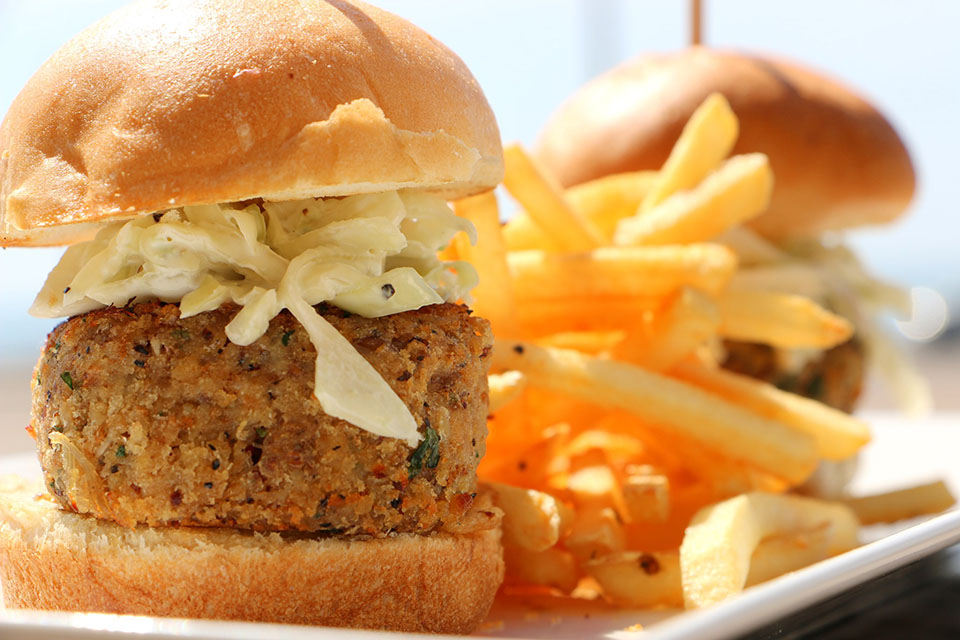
[31,191,478,446]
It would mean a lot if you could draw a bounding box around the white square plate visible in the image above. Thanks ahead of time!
[2,412,959,639]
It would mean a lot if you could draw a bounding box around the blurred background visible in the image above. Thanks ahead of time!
[1,1,958,457]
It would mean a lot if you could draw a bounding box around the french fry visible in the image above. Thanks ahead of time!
[567,447,609,474]
[492,340,818,484]
[502,144,604,251]
[564,506,627,562]
[612,288,719,371]
[501,211,564,253]
[477,91,902,611]
[588,413,690,480]
[567,465,628,517]
[516,295,663,336]
[842,481,956,525]
[483,386,534,451]
[535,330,625,355]
[680,492,859,608]
[452,192,517,335]
[588,527,835,608]
[622,471,670,524]
[486,481,567,552]
[481,422,570,488]
[538,395,620,444]
[745,526,832,587]
[671,362,871,461]
[570,171,659,239]
[504,544,580,593]
[616,154,773,246]
[642,93,739,211]
[622,484,722,554]
[504,171,658,250]
[521,389,610,435]
[488,370,527,413]
[585,551,685,608]
[565,430,647,466]
[717,289,853,349]
[509,244,738,301]
[626,419,785,499]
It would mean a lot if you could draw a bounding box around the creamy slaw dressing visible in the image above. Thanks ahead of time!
[31,191,478,446]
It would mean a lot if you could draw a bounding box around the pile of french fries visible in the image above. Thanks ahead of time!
[446,94,956,610]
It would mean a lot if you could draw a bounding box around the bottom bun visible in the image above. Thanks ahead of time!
[0,476,503,633]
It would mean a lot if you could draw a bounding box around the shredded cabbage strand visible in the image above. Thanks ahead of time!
[785,237,931,416]
[31,191,479,446]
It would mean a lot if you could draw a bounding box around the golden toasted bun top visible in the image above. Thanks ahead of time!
[536,47,915,240]
[0,0,503,247]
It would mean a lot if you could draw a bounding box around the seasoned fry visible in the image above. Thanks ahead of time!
[681,492,859,608]
[452,192,517,335]
[502,144,604,251]
[612,288,719,371]
[492,340,818,484]
[522,389,610,438]
[622,471,670,524]
[744,527,832,587]
[672,362,870,460]
[567,465,627,516]
[617,154,773,246]
[571,171,659,238]
[481,422,571,488]
[565,430,647,465]
[642,93,739,210]
[504,545,580,593]
[535,330,625,355]
[516,295,663,336]
[501,210,565,253]
[508,244,738,301]
[589,527,835,608]
[564,506,626,562]
[504,171,658,250]
[486,481,566,552]
[717,289,854,349]
[469,90,898,614]
[842,481,956,525]
[488,370,527,413]
[622,419,786,500]
[585,551,684,608]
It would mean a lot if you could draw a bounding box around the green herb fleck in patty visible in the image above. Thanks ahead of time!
[408,421,440,479]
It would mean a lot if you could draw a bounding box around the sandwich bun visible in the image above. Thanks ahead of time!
[0,0,506,632]
[0,0,503,246]
[536,47,915,240]
[0,477,503,633]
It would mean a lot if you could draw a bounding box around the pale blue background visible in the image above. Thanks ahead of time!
[1,1,957,383]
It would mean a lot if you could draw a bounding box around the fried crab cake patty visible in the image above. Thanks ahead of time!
[721,338,864,413]
[32,302,493,536]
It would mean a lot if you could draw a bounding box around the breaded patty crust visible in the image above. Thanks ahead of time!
[32,302,493,536]
[721,338,865,413]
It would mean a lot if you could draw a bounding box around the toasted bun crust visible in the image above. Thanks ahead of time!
[536,48,915,240]
[0,477,504,633]
[0,0,503,247]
